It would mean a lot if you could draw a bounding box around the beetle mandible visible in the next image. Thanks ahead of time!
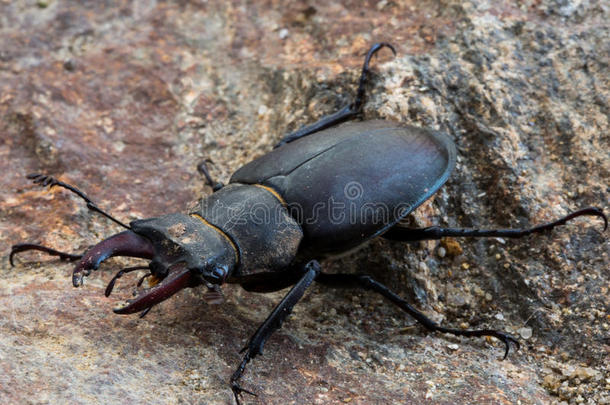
[10,43,607,404]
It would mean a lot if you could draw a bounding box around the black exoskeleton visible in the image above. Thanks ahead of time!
[10,43,607,404]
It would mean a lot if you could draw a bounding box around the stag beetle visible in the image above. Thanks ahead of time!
[10,43,607,404]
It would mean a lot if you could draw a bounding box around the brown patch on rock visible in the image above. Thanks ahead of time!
[440,237,464,258]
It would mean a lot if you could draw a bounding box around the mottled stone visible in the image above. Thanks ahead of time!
[1,1,608,404]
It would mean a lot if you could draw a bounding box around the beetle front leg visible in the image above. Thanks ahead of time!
[231,260,321,404]
[316,273,519,359]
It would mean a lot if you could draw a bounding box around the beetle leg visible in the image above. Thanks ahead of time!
[316,273,520,359]
[9,243,82,266]
[230,260,321,404]
[274,42,396,148]
[382,207,607,241]
[196,159,224,191]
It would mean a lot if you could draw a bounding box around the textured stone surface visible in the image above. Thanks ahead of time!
[1,1,608,404]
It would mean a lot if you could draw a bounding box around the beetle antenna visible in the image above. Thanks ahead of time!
[26,173,131,230]
[9,243,82,266]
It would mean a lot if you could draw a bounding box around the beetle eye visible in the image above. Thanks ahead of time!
[206,265,227,284]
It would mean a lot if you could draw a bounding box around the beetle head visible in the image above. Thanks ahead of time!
[73,213,237,315]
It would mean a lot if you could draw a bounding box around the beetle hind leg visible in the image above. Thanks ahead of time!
[382,207,607,241]
[316,273,519,359]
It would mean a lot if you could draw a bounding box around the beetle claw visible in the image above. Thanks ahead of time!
[485,331,520,360]
[231,382,257,405]
[562,207,607,231]
[590,207,608,231]
[500,334,520,360]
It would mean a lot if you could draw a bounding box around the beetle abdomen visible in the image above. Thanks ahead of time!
[230,120,456,253]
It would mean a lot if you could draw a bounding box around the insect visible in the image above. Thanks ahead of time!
[10,43,607,404]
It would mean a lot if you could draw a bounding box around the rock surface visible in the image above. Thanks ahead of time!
[0,1,608,404]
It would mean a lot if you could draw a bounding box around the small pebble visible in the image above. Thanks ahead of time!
[518,327,532,339]
[447,343,459,351]
[437,246,446,258]
[63,59,75,71]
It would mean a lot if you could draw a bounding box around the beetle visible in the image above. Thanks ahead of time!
[10,43,607,404]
